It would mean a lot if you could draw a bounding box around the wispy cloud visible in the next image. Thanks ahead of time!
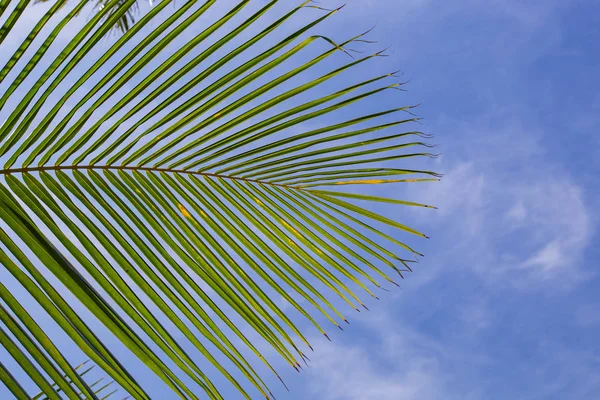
[409,112,594,290]
[302,312,455,400]
[518,180,591,279]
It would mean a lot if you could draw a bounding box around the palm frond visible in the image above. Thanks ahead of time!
[0,0,438,397]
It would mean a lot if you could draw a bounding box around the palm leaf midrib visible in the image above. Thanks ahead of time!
[0,164,301,190]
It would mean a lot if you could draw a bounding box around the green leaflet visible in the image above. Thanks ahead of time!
[208,113,419,174]
[0,0,135,161]
[245,142,432,180]
[309,189,430,238]
[204,175,350,324]
[0,285,96,399]
[85,170,281,392]
[309,189,438,208]
[251,152,435,182]
[285,169,439,187]
[42,0,225,166]
[93,2,329,166]
[64,0,302,166]
[0,230,148,398]
[32,363,98,400]
[0,182,195,399]
[173,173,336,335]
[73,171,272,397]
[157,49,383,168]
[0,0,68,84]
[261,183,394,286]
[44,171,223,399]
[0,360,29,400]
[28,0,188,167]
[183,77,406,172]
[0,0,31,48]
[246,182,380,300]
[0,325,59,400]
[0,0,89,114]
[134,171,303,366]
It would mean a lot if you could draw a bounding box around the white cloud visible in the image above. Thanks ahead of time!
[510,179,591,281]
[407,121,594,289]
[429,162,486,236]
[305,339,447,400]
[302,311,454,400]
[524,241,564,271]
[459,300,490,330]
[523,339,600,399]
[505,201,526,223]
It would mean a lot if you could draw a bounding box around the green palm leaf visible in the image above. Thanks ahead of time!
[0,0,438,397]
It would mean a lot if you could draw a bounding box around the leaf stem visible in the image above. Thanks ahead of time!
[0,165,300,190]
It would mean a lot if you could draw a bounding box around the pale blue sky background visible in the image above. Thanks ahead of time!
[0,0,598,399]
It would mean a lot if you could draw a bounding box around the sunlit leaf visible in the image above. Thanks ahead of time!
[0,0,437,397]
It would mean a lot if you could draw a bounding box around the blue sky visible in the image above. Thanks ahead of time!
[277,1,600,399]
[0,0,598,399]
